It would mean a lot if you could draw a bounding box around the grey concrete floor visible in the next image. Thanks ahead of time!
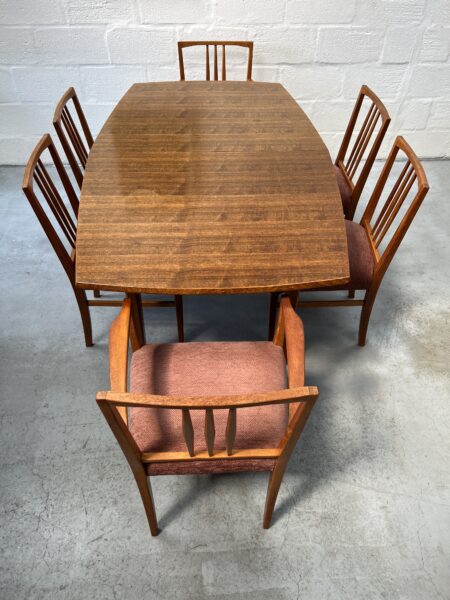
[0,162,449,600]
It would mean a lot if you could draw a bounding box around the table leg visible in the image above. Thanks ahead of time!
[127,293,146,350]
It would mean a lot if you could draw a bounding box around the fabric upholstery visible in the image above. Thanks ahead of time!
[345,220,375,290]
[128,341,293,476]
[314,220,375,292]
[334,165,353,217]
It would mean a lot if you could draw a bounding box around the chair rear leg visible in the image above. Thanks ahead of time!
[175,294,184,342]
[358,288,379,347]
[268,292,279,340]
[74,288,93,347]
[94,290,101,298]
[134,469,159,536]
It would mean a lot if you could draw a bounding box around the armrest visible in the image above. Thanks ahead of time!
[279,296,305,388]
[109,299,131,393]
[96,386,319,410]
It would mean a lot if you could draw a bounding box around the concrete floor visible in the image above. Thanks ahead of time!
[0,162,449,600]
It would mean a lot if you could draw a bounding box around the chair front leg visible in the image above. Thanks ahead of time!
[134,468,159,536]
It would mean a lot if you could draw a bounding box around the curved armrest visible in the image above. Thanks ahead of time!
[96,386,319,410]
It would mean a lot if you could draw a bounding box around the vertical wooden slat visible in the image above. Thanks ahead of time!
[348,110,380,179]
[246,43,253,81]
[345,102,375,172]
[182,409,195,457]
[373,161,411,232]
[206,45,210,81]
[222,45,226,80]
[214,45,218,80]
[374,170,417,246]
[205,409,215,456]
[346,104,377,176]
[225,408,236,456]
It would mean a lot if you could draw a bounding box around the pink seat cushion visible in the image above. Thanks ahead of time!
[334,165,353,217]
[345,220,375,290]
[313,220,375,292]
[129,341,292,475]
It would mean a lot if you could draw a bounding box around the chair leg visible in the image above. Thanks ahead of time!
[133,469,159,536]
[93,290,101,298]
[348,290,355,299]
[268,292,279,340]
[263,462,288,529]
[175,295,184,343]
[74,288,93,347]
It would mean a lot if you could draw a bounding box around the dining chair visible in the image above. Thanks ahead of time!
[269,136,429,346]
[97,295,319,536]
[334,85,391,220]
[178,41,253,81]
[52,86,93,190]
[22,134,184,347]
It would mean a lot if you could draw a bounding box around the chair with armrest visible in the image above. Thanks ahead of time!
[97,296,319,536]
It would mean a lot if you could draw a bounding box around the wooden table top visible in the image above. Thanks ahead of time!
[76,81,349,295]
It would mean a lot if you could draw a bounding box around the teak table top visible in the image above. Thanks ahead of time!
[76,82,349,295]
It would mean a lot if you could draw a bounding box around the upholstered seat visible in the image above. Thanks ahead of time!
[318,220,375,292]
[334,165,353,217]
[129,341,291,475]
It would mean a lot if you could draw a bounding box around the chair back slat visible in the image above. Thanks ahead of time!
[33,160,77,248]
[178,41,253,81]
[22,134,80,283]
[372,162,416,247]
[61,106,89,166]
[182,409,195,456]
[53,87,93,189]
[361,136,429,268]
[222,45,226,80]
[214,44,219,80]
[347,104,380,180]
[225,407,237,456]
[335,85,391,219]
[205,408,216,456]
[206,44,210,81]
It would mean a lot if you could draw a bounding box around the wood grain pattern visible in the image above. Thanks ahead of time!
[77,82,349,295]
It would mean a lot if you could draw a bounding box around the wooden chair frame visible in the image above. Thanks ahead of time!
[178,41,253,81]
[97,296,319,536]
[22,134,184,347]
[335,85,391,220]
[269,137,429,346]
[53,87,94,190]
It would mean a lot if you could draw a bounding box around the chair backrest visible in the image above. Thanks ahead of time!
[53,87,94,189]
[22,134,79,283]
[97,297,318,470]
[178,41,253,81]
[335,85,391,219]
[361,136,429,282]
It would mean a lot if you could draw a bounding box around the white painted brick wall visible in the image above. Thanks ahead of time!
[0,0,449,163]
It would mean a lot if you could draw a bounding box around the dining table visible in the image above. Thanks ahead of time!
[75,81,350,343]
